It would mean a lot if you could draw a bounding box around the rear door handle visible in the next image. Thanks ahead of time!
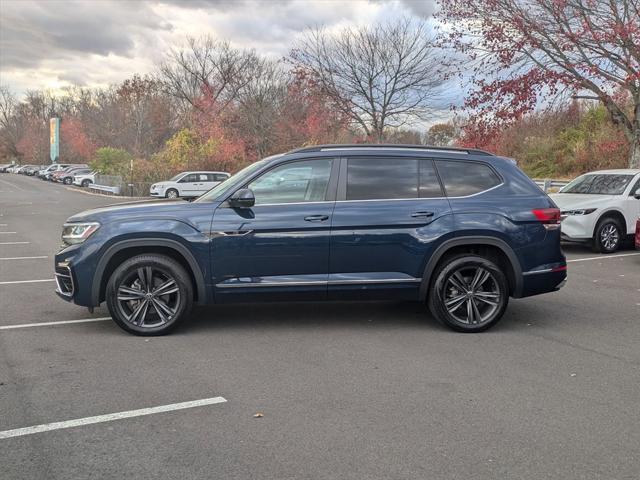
[411,211,435,218]
[304,215,329,222]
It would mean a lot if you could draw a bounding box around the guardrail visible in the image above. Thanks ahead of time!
[89,184,121,195]
[534,179,570,192]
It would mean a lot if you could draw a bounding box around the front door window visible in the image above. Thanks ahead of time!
[247,159,332,205]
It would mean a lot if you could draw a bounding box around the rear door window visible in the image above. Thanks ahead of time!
[436,160,501,197]
[346,158,418,200]
[345,158,444,200]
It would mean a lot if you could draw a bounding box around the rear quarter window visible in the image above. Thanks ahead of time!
[436,160,501,197]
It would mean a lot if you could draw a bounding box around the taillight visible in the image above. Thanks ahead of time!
[532,208,561,229]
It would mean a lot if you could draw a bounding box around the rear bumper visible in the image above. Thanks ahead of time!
[517,268,567,298]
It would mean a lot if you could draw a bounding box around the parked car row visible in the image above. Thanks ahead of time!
[0,163,47,175]
[1,162,98,187]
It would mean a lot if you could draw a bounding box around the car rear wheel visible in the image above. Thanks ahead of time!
[106,254,193,336]
[428,254,509,332]
[166,188,179,199]
[592,217,623,253]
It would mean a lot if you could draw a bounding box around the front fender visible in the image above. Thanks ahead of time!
[88,221,210,306]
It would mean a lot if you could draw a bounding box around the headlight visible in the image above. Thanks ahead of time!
[62,222,100,245]
[562,208,597,216]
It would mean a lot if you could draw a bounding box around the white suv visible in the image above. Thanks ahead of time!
[73,171,96,188]
[150,171,230,199]
[550,169,640,253]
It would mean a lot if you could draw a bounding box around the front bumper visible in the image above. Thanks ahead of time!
[559,215,596,240]
[54,243,99,307]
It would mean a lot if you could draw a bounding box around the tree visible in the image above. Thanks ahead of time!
[425,123,457,146]
[159,36,260,116]
[438,0,640,168]
[0,86,21,160]
[291,17,447,141]
[90,147,133,176]
[61,117,97,162]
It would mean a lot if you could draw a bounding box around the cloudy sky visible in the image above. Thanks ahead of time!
[0,0,438,95]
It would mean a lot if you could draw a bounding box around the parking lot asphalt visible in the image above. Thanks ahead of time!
[1,173,639,480]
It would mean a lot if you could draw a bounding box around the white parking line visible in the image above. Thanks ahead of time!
[0,232,17,234]
[0,242,30,245]
[567,252,640,263]
[0,317,111,330]
[0,279,54,285]
[0,396,228,439]
[0,256,48,261]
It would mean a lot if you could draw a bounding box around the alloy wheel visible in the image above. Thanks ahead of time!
[115,266,181,328]
[443,266,501,325]
[600,224,619,250]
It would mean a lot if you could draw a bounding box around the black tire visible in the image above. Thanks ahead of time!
[592,217,623,253]
[106,254,193,336]
[166,188,179,199]
[81,179,92,188]
[428,254,509,332]
[63,177,72,185]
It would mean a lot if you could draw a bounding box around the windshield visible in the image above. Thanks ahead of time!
[195,158,271,203]
[560,174,633,195]
[169,173,184,181]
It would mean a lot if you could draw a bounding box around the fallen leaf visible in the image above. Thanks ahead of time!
[253,413,264,418]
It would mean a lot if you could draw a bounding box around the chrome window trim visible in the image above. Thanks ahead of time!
[226,183,505,206]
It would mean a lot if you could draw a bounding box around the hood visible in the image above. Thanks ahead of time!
[67,199,200,223]
[549,193,617,210]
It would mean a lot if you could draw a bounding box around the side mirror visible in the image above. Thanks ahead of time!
[634,188,640,199]
[228,188,255,208]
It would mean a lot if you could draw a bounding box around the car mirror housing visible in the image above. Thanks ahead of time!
[228,188,255,208]
[634,187,640,199]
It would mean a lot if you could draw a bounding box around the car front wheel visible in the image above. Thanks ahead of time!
[593,217,623,253]
[81,179,92,188]
[166,188,179,199]
[428,254,509,332]
[106,254,193,335]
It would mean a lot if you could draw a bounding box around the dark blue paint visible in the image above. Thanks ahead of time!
[55,147,566,309]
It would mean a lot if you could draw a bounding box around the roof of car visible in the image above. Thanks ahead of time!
[586,169,640,175]
[288,144,494,156]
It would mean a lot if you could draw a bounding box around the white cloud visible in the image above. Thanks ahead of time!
[0,0,437,94]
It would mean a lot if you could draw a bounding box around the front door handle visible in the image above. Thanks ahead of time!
[411,211,435,218]
[304,215,329,222]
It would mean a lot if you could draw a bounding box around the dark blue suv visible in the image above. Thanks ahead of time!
[55,145,567,335]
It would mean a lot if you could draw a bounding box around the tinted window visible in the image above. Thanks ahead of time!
[214,173,229,182]
[436,160,501,197]
[180,174,197,183]
[347,158,418,200]
[629,176,640,196]
[248,159,332,205]
[560,174,633,195]
[419,160,443,198]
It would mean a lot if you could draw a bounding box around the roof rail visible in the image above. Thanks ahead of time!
[288,144,494,156]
